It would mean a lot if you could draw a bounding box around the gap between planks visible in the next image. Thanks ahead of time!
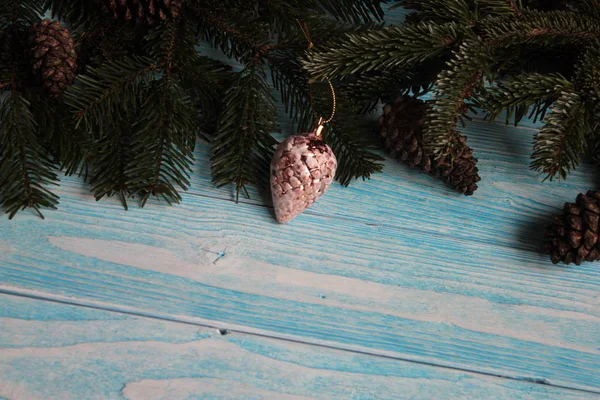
[2,286,598,396]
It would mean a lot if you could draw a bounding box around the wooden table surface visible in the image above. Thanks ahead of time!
[2,7,600,400]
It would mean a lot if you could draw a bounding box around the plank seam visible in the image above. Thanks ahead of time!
[2,287,598,396]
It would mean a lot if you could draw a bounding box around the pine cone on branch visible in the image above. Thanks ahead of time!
[545,191,600,265]
[380,95,480,196]
[98,0,183,24]
[28,19,77,98]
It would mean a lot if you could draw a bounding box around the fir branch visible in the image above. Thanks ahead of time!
[304,22,464,82]
[0,0,44,30]
[44,0,97,27]
[65,56,157,133]
[145,18,198,73]
[31,95,93,177]
[398,0,476,25]
[485,72,571,125]
[306,0,384,23]
[189,2,272,63]
[126,80,197,207]
[90,112,137,210]
[569,0,600,20]
[179,56,233,139]
[483,10,600,48]
[308,85,384,185]
[211,64,278,201]
[531,89,589,180]
[0,91,59,219]
[323,116,384,186]
[340,61,441,113]
[478,0,523,17]
[424,39,491,158]
[268,49,313,128]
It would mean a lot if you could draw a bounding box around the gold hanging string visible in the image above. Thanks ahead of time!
[296,19,337,129]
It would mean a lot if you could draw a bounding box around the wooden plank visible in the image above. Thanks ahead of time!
[51,115,598,255]
[1,294,596,400]
[0,175,599,392]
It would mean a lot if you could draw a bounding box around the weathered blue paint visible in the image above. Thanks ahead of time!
[1,5,599,398]
[2,294,597,400]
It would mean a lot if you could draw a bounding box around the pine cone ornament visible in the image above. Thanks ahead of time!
[98,0,183,24]
[28,19,77,98]
[380,95,481,196]
[545,191,600,265]
[271,132,337,223]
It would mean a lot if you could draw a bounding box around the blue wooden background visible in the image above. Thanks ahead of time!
[1,6,600,400]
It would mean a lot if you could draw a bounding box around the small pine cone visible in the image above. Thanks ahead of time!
[28,19,77,98]
[545,190,600,265]
[380,95,481,196]
[98,0,183,24]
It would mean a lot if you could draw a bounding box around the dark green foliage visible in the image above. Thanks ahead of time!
[304,0,600,187]
[126,80,197,207]
[0,0,385,218]
[530,90,589,180]
[212,65,278,200]
[0,92,59,219]
[300,81,384,185]
[304,22,464,82]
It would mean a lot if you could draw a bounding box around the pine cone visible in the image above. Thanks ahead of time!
[545,190,600,265]
[98,0,183,24]
[28,19,77,98]
[380,95,481,196]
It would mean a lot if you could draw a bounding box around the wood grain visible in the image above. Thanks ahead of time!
[0,162,599,392]
[1,294,596,400]
[2,4,600,397]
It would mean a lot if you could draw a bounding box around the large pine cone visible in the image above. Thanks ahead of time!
[28,19,77,98]
[380,95,481,196]
[545,191,600,265]
[98,0,183,24]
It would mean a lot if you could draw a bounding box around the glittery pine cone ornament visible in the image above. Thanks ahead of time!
[28,19,77,98]
[271,131,337,223]
[380,95,480,196]
[545,191,600,265]
[98,0,183,24]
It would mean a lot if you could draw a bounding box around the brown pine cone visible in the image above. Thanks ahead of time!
[545,190,600,265]
[380,95,481,196]
[28,19,77,98]
[98,0,183,24]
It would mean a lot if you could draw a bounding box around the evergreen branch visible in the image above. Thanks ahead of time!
[65,56,157,132]
[323,116,384,186]
[31,95,93,178]
[478,0,523,17]
[569,0,600,20]
[211,64,278,201]
[125,80,197,207]
[531,89,589,180]
[189,2,272,63]
[0,91,59,219]
[483,10,600,48]
[268,49,313,128]
[308,85,384,185]
[307,0,384,23]
[90,112,137,210]
[398,0,476,25]
[178,56,233,139]
[0,0,44,30]
[340,61,441,113]
[485,72,571,125]
[424,39,491,157]
[44,0,97,27]
[145,18,198,73]
[304,22,463,81]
